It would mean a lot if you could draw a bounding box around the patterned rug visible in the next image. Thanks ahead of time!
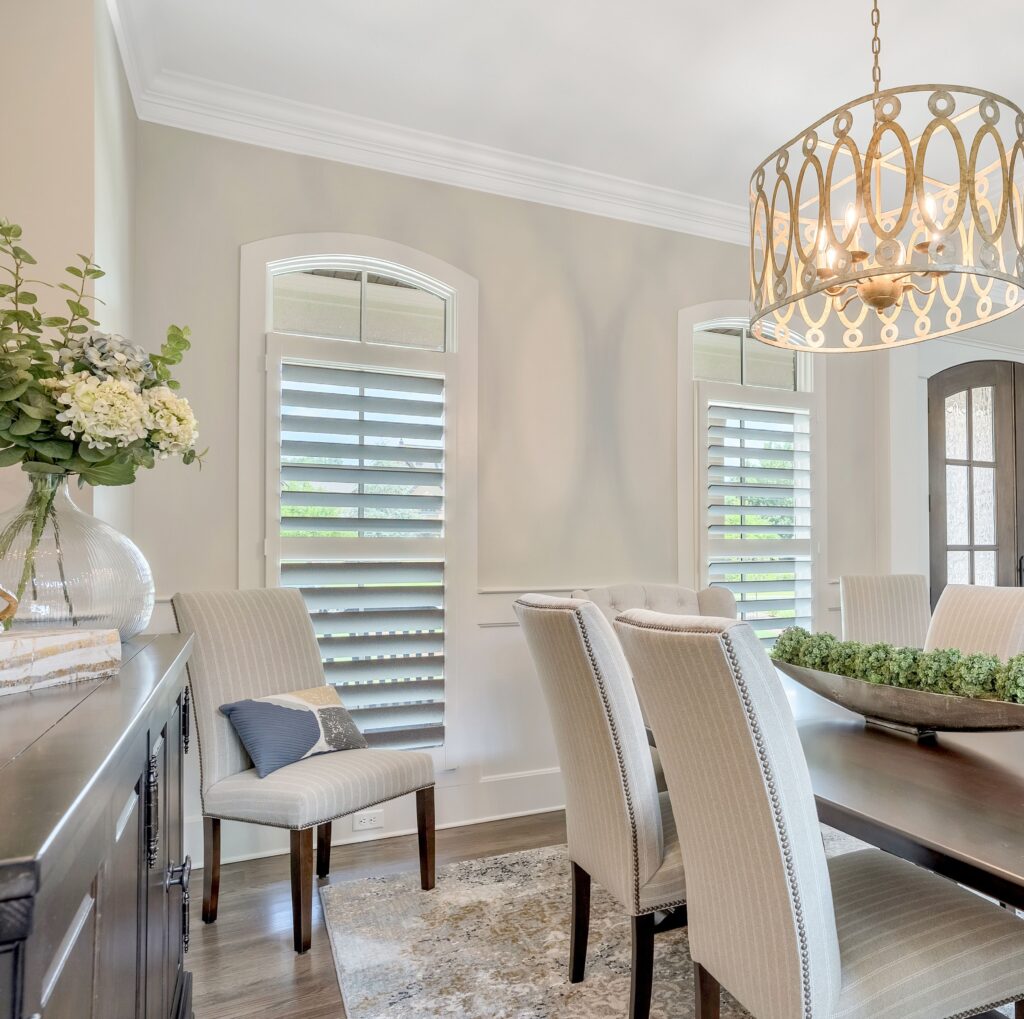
[320,827,866,1018]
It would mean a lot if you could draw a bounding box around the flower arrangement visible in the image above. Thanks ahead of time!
[771,626,1024,704]
[0,220,201,484]
[0,219,204,625]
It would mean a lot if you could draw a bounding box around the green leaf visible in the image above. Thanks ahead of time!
[13,401,52,420]
[64,266,84,279]
[0,380,30,402]
[0,285,13,298]
[66,300,90,317]
[29,439,73,459]
[16,292,36,305]
[9,415,39,436]
[22,460,66,475]
[0,446,24,467]
[76,460,137,486]
[41,316,68,327]
[11,247,36,265]
[77,443,110,463]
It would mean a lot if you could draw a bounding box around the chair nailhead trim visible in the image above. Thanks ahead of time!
[516,599,658,914]
[618,617,813,1019]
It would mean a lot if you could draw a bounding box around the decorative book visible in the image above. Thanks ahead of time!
[0,629,122,697]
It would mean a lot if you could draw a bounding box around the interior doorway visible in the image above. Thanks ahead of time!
[927,361,1024,606]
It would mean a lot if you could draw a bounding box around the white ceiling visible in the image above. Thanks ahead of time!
[109,0,1024,245]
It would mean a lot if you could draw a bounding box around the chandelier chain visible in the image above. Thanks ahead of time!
[870,0,882,96]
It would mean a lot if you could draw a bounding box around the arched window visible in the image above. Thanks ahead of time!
[679,302,824,645]
[239,235,478,761]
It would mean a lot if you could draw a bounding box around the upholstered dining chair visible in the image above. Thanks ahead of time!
[514,594,686,1019]
[926,583,1024,659]
[573,583,737,792]
[172,588,436,954]
[616,610,1024,1019]
[840,574,931,647]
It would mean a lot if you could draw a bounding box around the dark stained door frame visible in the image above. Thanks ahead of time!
[927,360,1018,607]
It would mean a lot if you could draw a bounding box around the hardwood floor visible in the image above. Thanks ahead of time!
[190,810,567,1018]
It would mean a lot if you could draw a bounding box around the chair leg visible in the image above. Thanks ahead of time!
[316,821,332,879]
[289,828,314,954]
[202,817,220,924]
[569,862,591,983]
[630,913,655,1019]
[695,962,721,1019]
[416,786,435,891]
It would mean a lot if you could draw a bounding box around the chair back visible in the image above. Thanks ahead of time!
[573,583,736,624]
[615,611,840,1019]
[172,588,326,797]
[840,574,931,646]
[513,594,663,913]
[925,584,1024,658]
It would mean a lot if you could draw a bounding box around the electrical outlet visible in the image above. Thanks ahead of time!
[352,810,382,831]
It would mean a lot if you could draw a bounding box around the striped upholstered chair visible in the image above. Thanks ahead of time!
[573,583,736,792]
[514,594,686,1019]
[839,574,931,647]
[172,588,436,954]
[616,610,1024,1019]
[925,583,1024,659]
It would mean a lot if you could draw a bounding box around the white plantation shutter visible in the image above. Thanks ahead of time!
[276,361,448,749]
[703,398,814,646]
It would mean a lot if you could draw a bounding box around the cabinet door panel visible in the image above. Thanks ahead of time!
[145,731,168,1019]
[95,782,144,1019]
[165,699,184,998]
[41,889,96,1018]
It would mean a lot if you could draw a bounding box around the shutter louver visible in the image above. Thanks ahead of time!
[705,401,812,647]
[279,364,446,749]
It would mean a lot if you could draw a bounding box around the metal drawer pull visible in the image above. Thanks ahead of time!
[166,855,192,952]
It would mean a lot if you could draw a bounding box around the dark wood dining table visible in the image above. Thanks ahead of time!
[783,675,1024,913]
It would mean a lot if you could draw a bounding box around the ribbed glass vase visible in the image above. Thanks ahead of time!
[0,472,154,639]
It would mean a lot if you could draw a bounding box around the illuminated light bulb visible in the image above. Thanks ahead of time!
[845,203,858,230]
[827,247,837,268]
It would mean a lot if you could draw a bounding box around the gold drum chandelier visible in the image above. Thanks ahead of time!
[749,0,1024,352]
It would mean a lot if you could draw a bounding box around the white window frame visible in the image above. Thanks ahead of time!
[678,300,828,629]
[239,234,479,772]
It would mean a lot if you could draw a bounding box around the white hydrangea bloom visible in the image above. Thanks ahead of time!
[48,372,149,451]
[144,386,198,456]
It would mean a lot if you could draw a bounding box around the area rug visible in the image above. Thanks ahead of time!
[320,827,867,1018]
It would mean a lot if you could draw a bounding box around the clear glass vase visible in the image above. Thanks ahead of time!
[0,472,154,639]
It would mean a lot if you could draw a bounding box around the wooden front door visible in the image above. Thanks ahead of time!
[928,361,1020,605]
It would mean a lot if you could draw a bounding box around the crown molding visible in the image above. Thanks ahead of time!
[103,1,745,248]
[132,70,747,245]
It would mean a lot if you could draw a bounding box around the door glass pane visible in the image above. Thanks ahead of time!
[946,465,970,545]
[975,550,997,586]
[364,274,446,351]
[272,269,361,340]
[693,327,742,384]
[742,333,796,390]
[948,550,970,584]
[945,391,968,459]
[972,386,994,461]
[972,466,996,545]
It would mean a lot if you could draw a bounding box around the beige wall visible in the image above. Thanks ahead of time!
[0,0,97,513]
[132,123,751,596]
[92,0,137,533]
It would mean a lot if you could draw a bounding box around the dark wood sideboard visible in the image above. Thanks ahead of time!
[0,634,194,1019]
